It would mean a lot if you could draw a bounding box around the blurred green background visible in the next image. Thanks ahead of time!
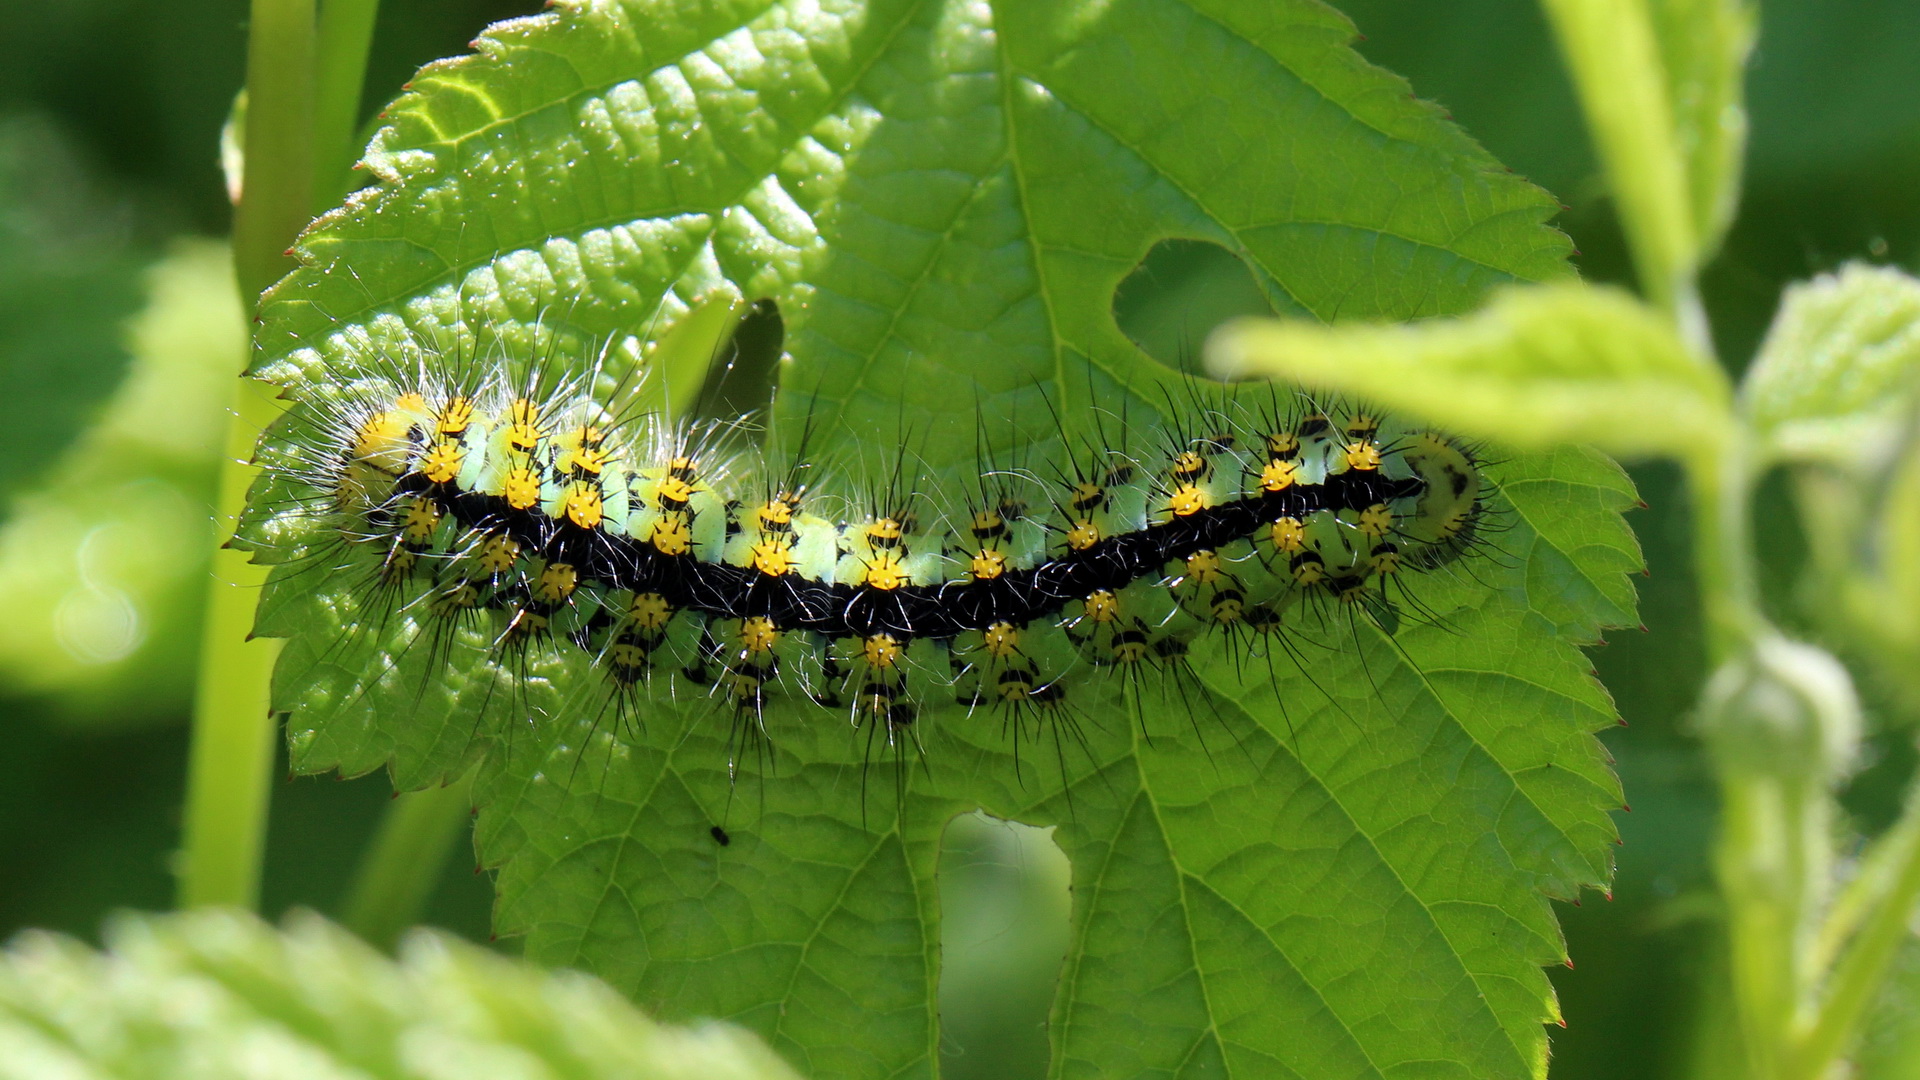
[0,1,1913,1078]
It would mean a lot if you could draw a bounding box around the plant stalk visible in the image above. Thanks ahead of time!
[341,769,477,950]
[186,0,383,910]
[1792,786,1920,1079]
[1686,428,1761,665]
[183,0,315,912]
[231,0,317,302]
[178,381,285,909]
[311,0,382,210]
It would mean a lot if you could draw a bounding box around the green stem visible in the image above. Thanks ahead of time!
[1715,773,1810,1080]
[231,0,317,302]
[178,380,285,909]
[311,0,382,211]
[1792,787,1920,1079]
[1813,796,1920,978]
[183,0,314,911]
[1686,427,1762,664]
[341,770,477,950]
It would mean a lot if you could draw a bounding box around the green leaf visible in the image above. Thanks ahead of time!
[0,241,242,724]
[1741,262,1920,469]
[1538,0,1754,304]
[242,1,1638,1077]
[0,909,799,1080]
[1211,281,1734,466]
[1745,264,1920,709]
[0,114,150,510]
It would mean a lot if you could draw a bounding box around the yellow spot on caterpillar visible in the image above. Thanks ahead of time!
[969,510,1006,540]
[382,547,417,582]
[503,465,540,511]
[866,517,905,549]
[352,411,415,475]
[1245,604,1282,633]
[533,562,578,604]
[477,533,519,575]
[505,398,545,454]
[653,474,695,513]
[667,456,698,480]
[1070,482,1105,514]
[609,641,650,672]
[969,547,1007,581]
[1266,431,1299,460]
[997,668,1039,702]
[1112,627,1148,664]
[1260,458,1297,492]
[1370,542,1402,575]
[855,681,907,725]
[431,582,480,616]
[1344,413,1380,440]
[863,634,903,669]
[751,539,795,577]
[1066,519,1101,551]
[558,428,611,478]
[420,441,464,485]
[1185,550,1223,584]
[402,498,440,545]
[1167,484,1207,518]
[1269,517,1305,553]
[1211,588,1245,625]
[394,392,428,412]
[504,608,549,641]
[727,667,769,704]
[1083,589,1119,623]
[629,592,672,629]
[650,515,693,557]
[982,622,1020,659]
[738,616,780,656]
[1358,503,1394,538]
[437,397,474,435]
[862,552,908,591]
[563,483,604,530]
[1170,449,1208,480]
[756,497,795,533]
[1289,551,1326,586]
[1344,441,1382,471]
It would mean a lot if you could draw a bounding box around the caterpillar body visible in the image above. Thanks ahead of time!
[261,349,1490,778]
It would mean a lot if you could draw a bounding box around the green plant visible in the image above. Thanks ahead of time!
[224,1,1632,1077]
[1213,4,1920,1078]
[4,0,1912,1077]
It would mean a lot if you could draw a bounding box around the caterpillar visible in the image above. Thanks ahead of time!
[250,331,1491,789]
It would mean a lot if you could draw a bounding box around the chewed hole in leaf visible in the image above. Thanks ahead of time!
[937,811,1072,1080]
[1113,239,1275,376]
[696,298,786,423]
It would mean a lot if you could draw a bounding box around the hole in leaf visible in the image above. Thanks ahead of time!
[937,811,1072,1080]
[693,297,785,421]
[1112,239,1274,376]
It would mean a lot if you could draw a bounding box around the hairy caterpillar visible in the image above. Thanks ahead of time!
[247,327,1492,796]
